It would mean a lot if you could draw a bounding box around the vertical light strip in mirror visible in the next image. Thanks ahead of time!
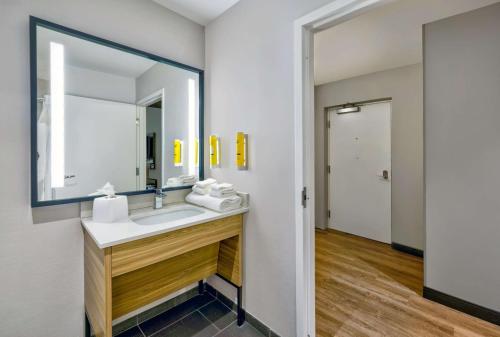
[188,78,196,176]
[50,41,65,188]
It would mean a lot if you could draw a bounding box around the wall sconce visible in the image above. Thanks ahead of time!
[236,132,248,170]
[210,135,220,168]
[173,139,183,166]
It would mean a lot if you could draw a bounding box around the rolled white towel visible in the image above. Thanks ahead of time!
[192,185,210,195]
[186,192,242,212]
[195,178,216,188]
[210,189,236,198]
[211,182,233,191]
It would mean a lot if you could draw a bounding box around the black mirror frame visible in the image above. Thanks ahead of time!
[30,16,204,207]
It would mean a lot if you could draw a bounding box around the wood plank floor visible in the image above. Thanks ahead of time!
[316,229,500,337]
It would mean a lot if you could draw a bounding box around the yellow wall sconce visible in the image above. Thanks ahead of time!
[173,139,183,166]
[210,135,220,168]
[236,132,248,170]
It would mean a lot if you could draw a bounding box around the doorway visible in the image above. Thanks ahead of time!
[295,1,500,337]
[137,89,166,190]
[327,100,391,243]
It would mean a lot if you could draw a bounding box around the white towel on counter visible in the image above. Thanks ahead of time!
[211,182,233,191]
[209,182,236,198]
[186,192,242,212]
[195,178,216,188]
[210,189,236,198]
[192,185,210,195]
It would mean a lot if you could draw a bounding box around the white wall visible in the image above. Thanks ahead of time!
[39,65,137,103]
[55,96,137,199]
[65,65,137,104]
[424,2,500,311]
[205,0,336,335]
[0,1,204,336]
[315,64,424,250]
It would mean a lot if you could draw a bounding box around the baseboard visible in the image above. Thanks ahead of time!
[423,287,500,326]
[391,242,423,257]
[206,283,281,337]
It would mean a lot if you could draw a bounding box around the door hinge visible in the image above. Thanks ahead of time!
[327,165,331,174]
[327,210,331,218]
[136,167,140,176]
[327,120,331,128]
[301,187,307,208]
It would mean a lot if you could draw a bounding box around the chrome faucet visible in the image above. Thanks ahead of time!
[154,188,166,209]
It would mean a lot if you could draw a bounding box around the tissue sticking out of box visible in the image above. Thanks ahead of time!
[97,182,116,198]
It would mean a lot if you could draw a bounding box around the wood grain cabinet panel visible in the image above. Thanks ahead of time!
[84,213,245,337]
[112,243,220,319]
[84,232,112,337]
[217,235,242,286]
[111,215,242,277]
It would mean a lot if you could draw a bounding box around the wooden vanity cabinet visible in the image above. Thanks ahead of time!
[84,214,243,337]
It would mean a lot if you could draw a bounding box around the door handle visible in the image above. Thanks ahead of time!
[377,170,390,180]
[383,170,389,180]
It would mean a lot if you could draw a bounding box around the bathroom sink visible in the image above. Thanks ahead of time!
[134,207,204,225]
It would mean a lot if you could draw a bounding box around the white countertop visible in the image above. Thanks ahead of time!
[81,202,249,249]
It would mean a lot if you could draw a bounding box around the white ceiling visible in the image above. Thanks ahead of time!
[37,26,157,80]
[314,0,500,85]
[152,0,240,25]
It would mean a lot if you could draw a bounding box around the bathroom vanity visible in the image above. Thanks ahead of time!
[29,17,246,337]
[81,204,248,337]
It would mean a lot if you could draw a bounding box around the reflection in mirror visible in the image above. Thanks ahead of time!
[34,23,202,204]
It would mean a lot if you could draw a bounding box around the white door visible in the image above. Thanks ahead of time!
[328,102,391,243]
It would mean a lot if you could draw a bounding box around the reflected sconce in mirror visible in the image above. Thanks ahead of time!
[195,138,199,168]
[210,135,220,168]
[236,132,248,170]
[173,139,183,166]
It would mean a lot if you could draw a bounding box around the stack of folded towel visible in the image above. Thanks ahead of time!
[179,175,197,185]
[186,178,242,212]
[210,183,236,198]
[192,178,216,194]
[166,175,198,187]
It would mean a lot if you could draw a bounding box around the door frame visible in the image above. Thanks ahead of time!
[137,89,166,189]
[293,1,391,336]
[326,100,392,241]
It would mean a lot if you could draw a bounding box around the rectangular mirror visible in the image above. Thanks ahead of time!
[30,17,204,207]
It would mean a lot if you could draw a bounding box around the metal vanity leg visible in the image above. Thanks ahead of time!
[85,312,91,337]
[237,286,245,326]
[198,280,205,294]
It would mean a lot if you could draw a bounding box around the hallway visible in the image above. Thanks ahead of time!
[316,229,500,336]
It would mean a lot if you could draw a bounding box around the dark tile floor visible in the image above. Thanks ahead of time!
[116,292,265,337]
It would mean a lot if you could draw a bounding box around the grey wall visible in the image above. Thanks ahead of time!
[205,0,336,335]
[315,64,424,250]
[424,2,500,311]
[0,1,204,336]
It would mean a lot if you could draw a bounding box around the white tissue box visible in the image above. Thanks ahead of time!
[92,195,128,223]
